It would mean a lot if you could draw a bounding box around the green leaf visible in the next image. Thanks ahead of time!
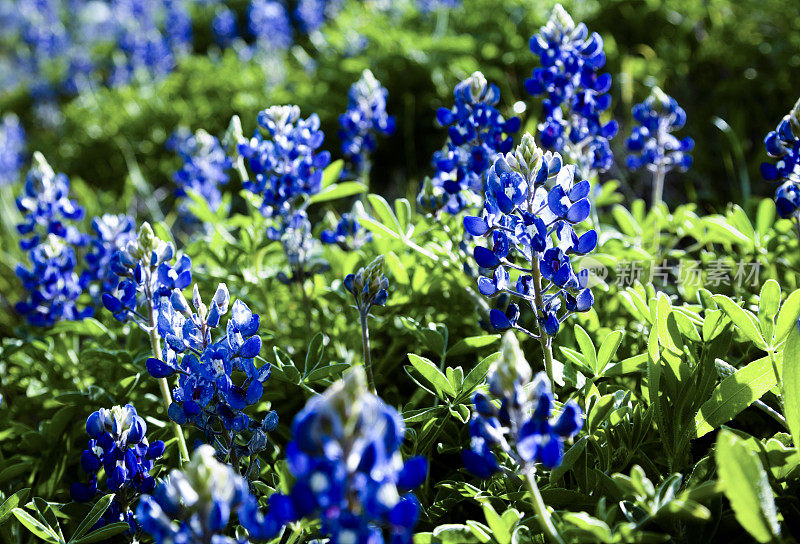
[407,354,456,398]
[0,461,31,484]
[704,216,752,246]
[460,352,500,397]
[775,289,800,344]
[395,198,412,233]
[368,194,402,234]
[715,430,780,542]
[783,325,800,450]
[759,280,781,344]
[0,488,30,524]
[713,294,768,350]
[321,159,344,188]
[11,508,62,544]
[72,522,131,544]
[756,198,776,236]
[47,318,108,337]
[695,354,782,438]
[69,494,115,542]
[596,330,624,374]
[308,181,366,204]
[612,205,640,236]
[431,524,481,544]
[574,325,598,374]
[446,335,500,358]
[479,501,510,544]
[304,333,326,375]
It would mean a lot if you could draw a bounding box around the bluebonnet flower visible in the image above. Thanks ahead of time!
[15,153,86,250]
[102,222,192,325]
[294,0,344,33]
[464,133,596,348]
[239,104,331,223]
[345,254,390,314]
[137,444,252,544]
[321,212,372,250]
[15,154,91,326]
[248,0,293,50]
[275,210,330,284]
[424,71,520,215]
[463,332,583,477]
[71,404,165,533]
[84,214,137,295]
[164,0,193,57]
[239,367,426,544]
[0,113,26,186]
[626,87,694,205]
[761,98,800,220]
[344,254,390,392]
[167,128,231,214]
[525,4,618,180]
[146,282,276,472]
[238,105,331,284]
[339,69,395,179]
[212,7,238,47]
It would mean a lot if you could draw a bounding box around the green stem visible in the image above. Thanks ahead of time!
[768,349,784,411]
[525,468,565,544]
[531,258,555,384]
[360,311,376,393]
[651,164,666,209]
[148,302,190,464]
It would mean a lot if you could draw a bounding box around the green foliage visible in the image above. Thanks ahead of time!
[4,1,800,543]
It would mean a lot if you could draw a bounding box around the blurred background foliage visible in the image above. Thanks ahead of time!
[3,0,800,211]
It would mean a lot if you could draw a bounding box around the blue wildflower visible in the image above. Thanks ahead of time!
[248,0,293,50]
[761,98,800,220]
[212,7,238,47]
[137,444,251,544]
[424,71,520,214]
[463,332,583,476]
[321,212,372,250]
[15,154,91,326]
[71,404,165,533]
[525,4,618,179]
[239,367,426,544]
[294,0,344,33]
[102,222,192,325]
[146,282,275,469]
[464,133,596,341]
[0,114,26,186]
[626,87,694,205]
[84,214,137,295]
[168,128,231,215]
[239,104,331,223]
[275,210,330,284]
[339,69,395,179]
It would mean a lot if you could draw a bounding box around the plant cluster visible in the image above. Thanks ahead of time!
[4,3,800,544]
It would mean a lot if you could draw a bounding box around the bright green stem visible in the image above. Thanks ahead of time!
[525,468,565,544]
[360,311,376,393]
[531,258,555,384]
[148,304,190,464]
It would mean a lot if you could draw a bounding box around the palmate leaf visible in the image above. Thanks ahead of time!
[407,354,456,398]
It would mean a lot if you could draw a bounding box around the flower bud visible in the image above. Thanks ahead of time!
[488,331,532,397]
